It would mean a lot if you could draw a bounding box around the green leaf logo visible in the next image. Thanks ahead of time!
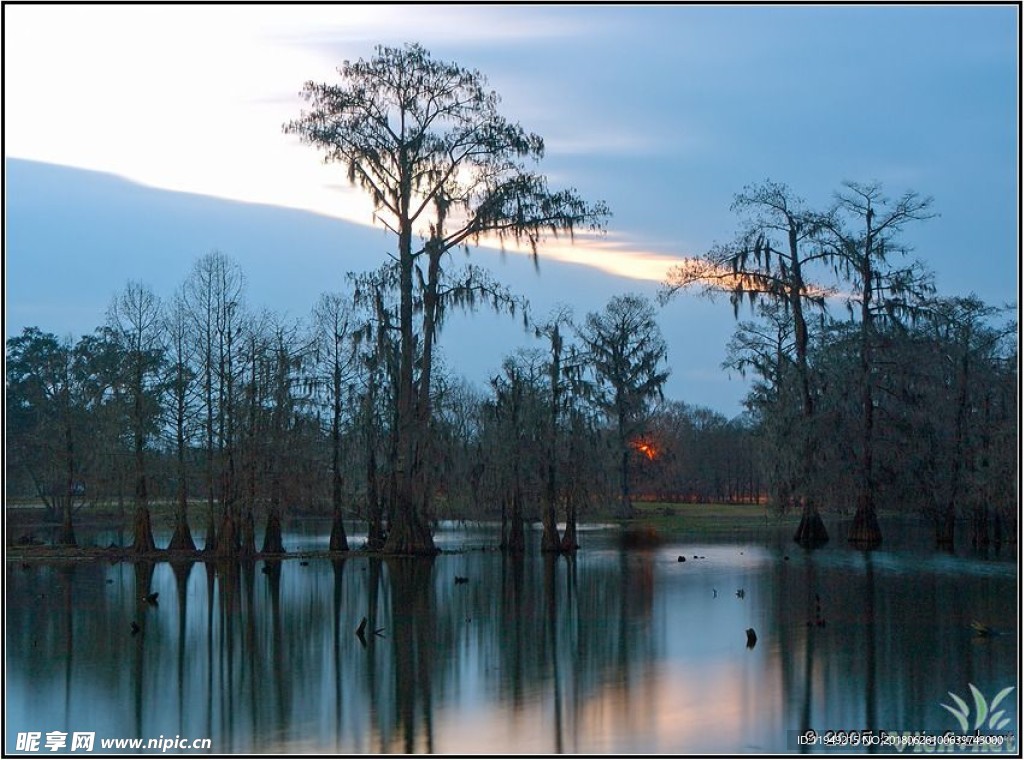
[941,684,1015,733]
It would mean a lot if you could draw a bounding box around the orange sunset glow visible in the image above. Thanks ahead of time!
[632,437,659,460]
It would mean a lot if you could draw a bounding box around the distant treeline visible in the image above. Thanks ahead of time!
[7,250,738,555]
[6,241,1015,555]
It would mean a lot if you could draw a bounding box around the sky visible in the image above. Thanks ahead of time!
[3,4,1020,414]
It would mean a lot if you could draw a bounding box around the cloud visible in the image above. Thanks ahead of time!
[483,231,695,283]
[269,5,600,57]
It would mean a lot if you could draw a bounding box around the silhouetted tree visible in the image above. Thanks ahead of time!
[6,329,95,545]
[182,251,246,553]
[312,292,361,551]
[107,281,166,553]
[579,294,669,518]
[164,293,198,551]
[285,42,608,554]
[824,181,935,547]
[662,180,835,546]
[533,308,577,552]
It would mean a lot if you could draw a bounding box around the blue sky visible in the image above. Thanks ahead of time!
[4,4,1019,414]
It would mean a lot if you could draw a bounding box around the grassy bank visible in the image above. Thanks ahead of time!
[622,501,800,537]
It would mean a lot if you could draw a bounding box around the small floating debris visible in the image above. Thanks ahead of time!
[746,628,758,649]
[971,620,1004,637]
[355,616,385,646]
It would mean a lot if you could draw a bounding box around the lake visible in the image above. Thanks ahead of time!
[5,520,1018,754]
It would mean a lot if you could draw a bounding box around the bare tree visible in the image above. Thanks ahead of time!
[164,293,198,552]
[312,292,361,551]
[107,281,166,553]
[182,250,246,554]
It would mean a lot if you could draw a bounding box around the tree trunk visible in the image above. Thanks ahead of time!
[970,505,989,549]
[365,442,386,550]
[561,495,579,553]
[793,500,829,549]
[261,507,285,554]
[991,511,1003,551]
[240,509,256,557]
[59,422,78,546]
[936,352,969,552]
[542,327,563,553]
[131,504,158,554]
[217,511,239,557]
[329,510,349,552]
[848,225,881,549]
[541,499,562,553]
[499,497,509,550]
[934,509,955,551]
[507,487,526,554]
[168,511,196,553]
[58,502,77,547]
[383,197,437,558]
[366,407,385,549]
[329,364,349,552]
[203,509,218,554]
[848,492,882,548]
[383,510,437,556]
[617,444,634,519]
[167,445,196,552]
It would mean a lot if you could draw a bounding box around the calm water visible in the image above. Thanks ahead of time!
[5,521,1018,754]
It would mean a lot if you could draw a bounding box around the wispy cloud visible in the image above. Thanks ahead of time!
[485,231,694,283]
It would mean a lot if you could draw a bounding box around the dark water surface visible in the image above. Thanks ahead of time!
[5,522,1018,754]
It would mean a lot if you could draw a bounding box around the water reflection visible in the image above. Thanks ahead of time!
[5,528,1017,754]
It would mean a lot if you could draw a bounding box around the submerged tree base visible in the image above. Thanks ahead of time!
[793,504,829,549]
[261,510,285,554]
[167,519,197,552]
[934,512,955,550]
[329,513,349,552]
[847,502,882,548]
[382,514,439,556]
[131,506,157,554]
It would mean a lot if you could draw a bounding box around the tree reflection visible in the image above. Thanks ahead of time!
[170,560,193,736]
[4,535,1016,754]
